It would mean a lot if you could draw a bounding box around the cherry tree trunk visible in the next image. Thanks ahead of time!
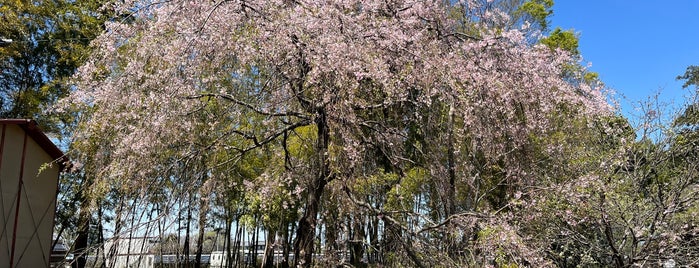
[294,109,331,267]
[262,228,276,268]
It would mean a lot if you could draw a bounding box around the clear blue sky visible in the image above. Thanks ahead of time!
[551,1,699,116]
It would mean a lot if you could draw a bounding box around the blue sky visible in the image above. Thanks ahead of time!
[551,1,699,117]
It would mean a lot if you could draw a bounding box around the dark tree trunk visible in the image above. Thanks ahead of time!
[368,214,380,264]
[224,214,232,268]
[195,199,208,268]
[183,194,192,267]
[254,222,260,267]
[293,108,332,267]
[350,214,366,266]
[71,174,93,268]
[293,179,327,267]
[97,205,106,267]
[233,219,243,267]
[71,201,90,268]
[445,110,457,257]
[324,202,338,262]
[280,221,292,268]
[262,228,276,268]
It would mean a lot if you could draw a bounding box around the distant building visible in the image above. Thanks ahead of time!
[50,241,71,268]
[0,119,65,268]
[100,237,158,268]
[155,254,210,267]
[210,251,231,268]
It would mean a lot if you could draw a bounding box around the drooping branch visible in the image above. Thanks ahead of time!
[186,93,310,119]
[341,183,488,236]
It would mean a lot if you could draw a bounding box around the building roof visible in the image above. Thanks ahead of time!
[0,119,67,167]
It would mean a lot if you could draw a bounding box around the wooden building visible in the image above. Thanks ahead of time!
[0,119,65,268]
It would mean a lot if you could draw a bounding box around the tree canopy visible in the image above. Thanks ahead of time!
[0,0,107,132]
[62,0,610,266]
[50,0,699,267]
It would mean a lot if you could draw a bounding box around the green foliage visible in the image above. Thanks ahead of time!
[516,0,554,30]
[385,168,428,211]
[674,103,699,127]
[677,65,699,89]
[540,27,579,55]
[673,66,699,161]
[584,71,600,84]
[289,125,317,159]
[0,0,108,133]
[525,102,699,266]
